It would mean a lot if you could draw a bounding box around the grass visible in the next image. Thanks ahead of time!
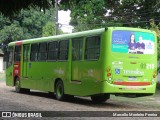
[0,73,5,82]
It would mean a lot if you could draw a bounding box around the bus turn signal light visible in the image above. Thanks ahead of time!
[107,73,111,77]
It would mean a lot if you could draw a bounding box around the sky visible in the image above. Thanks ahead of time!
[58,10,73,33]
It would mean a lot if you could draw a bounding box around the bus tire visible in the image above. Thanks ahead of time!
[21,88,30,93]
[91,94,110,103]
[157,82,160,90]
[55,80,66,101]
[15,79,22,93]
[66,95,74,101]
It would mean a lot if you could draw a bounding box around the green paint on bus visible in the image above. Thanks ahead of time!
[6,27,157,102]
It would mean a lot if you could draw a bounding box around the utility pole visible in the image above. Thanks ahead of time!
[55,0,59,35]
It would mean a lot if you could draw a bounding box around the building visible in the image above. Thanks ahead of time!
[0,50,4,73]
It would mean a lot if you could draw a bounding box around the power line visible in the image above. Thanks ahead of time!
[58,13,160,26]
[56,10,160,26]
[105,11,159,18]
[63,17,160,25]
[76,8,159,17]
[60,19,160,27]
[79,11,159,19]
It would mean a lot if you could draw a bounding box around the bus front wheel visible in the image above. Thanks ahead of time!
[55,80,66,101]
[91,94,110,103]
[15,79,22,93]
[15,79,30,93]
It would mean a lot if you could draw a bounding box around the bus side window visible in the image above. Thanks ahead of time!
[30,44,39,61]
[59,40,69,60]
[14,46,21,62]
[38,43,47,61]
[6,47,13,68]
[72,38,83,60]
[85,36,100,60]
[48,41,58,61]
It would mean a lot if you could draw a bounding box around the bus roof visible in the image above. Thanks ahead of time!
[8,27,156,46]
[8,28,105,46]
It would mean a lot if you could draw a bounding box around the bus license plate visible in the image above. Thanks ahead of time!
[128,76,137,81]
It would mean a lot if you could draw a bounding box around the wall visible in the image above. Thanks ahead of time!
[0,56,4,73]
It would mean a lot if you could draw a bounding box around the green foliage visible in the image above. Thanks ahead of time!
[19,8,53,39]
[0,0,159,33]
[66,0,159,32]
[0,8,56,53]
[150,19,160,39]
[0,0,159,45]
[149,19,160,74]
[0,0,160,26]
[42,22,55,37]
[0,23,23,42]
[42,22,64,37]
[0,21,24,52]
[69,0,123,32]
[0,0,52,18]
[111,0,160,28]
[0,8,59,52]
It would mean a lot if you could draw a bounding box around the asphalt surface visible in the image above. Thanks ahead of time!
[0,81,160,120]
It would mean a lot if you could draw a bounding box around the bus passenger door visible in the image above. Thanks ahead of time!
[22,45,30,78]
[13,45,22,79]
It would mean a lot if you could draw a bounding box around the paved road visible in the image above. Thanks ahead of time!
[0,81,160,120]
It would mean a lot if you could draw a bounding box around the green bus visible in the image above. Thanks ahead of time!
[6,27,157,103]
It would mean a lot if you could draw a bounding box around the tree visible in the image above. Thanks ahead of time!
[19,8,54,39]
[150,19,160,39]
[0,7,55,53]
[150,19,160,61]
[154,0,160,8]
[0,0,52,18]
[0,0,73,18]
[0,22,24,53]
[0,0,159,31]
[67,0,160,31]
[110,0,160,28]
[68,0,123,32]
[42,21,64,37]
[42,22,55,37]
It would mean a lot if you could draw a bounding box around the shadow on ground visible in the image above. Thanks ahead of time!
[9,89,129,109]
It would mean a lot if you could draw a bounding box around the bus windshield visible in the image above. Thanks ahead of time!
[112,30,155,54]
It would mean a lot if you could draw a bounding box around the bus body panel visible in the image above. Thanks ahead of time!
[21,61,70,92]
[65,61,103,96]
[103,27,157,95]
[6,27,157,97]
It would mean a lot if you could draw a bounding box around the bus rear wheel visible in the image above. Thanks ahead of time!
[91,94,110,103]
[55,80,66,101]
